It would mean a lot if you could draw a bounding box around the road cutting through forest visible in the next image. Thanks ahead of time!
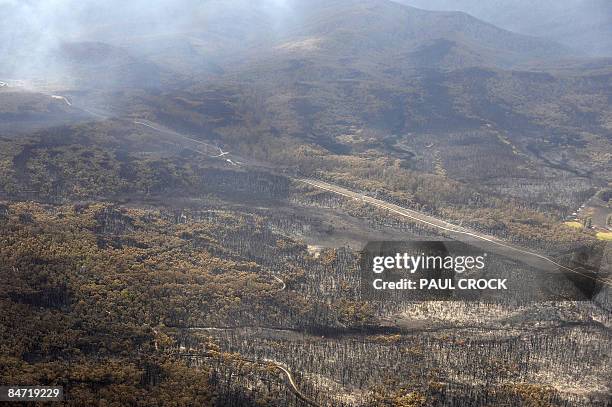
[130,117,608,287]
[298,179,611,288]
[79,112,608,287]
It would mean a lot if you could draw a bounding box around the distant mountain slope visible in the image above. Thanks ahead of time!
[284,0,572,65]
[1,0,576,86]
[395,0,612,56]
[133,0,575,74]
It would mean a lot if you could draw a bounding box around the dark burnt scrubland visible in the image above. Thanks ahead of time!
[0,139,610,404]
[1,0,611,405]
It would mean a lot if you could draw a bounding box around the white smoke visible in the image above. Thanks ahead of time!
[0,0,298,79]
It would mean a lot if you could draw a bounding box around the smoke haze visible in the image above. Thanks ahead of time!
[1,0,609,85]
[0,0,298,79]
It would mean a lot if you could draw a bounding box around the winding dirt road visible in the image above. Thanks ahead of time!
[269,362,320,407]
[179,349,320,407]
[51,95,72,106]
